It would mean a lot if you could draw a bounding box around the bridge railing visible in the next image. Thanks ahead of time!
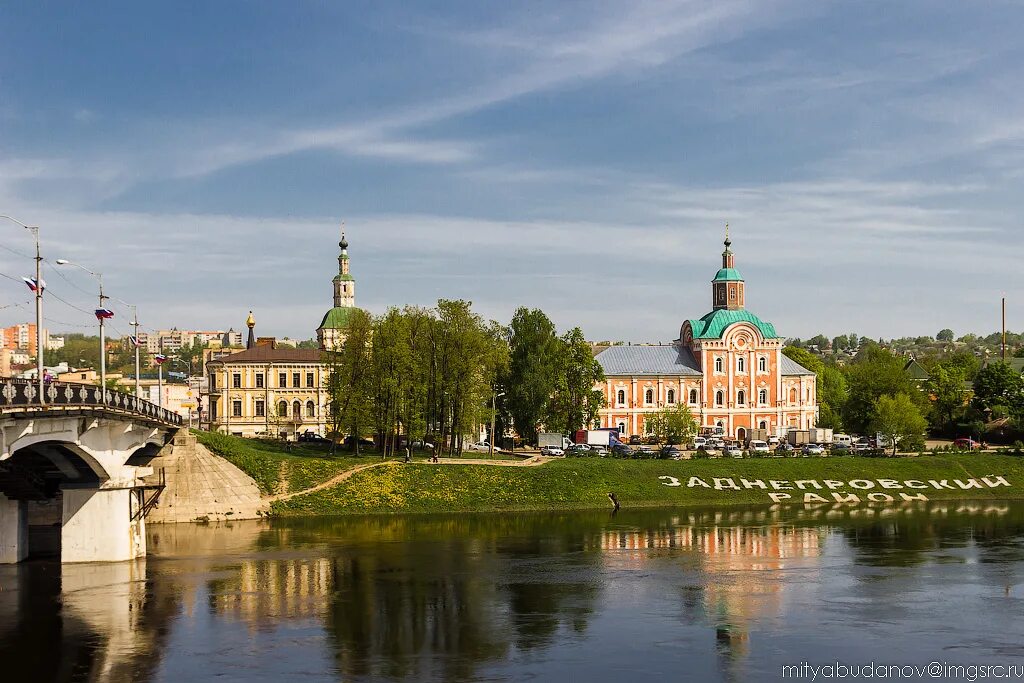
[0,377,184,426]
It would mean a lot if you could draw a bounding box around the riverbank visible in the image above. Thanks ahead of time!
[270,453,1024,516]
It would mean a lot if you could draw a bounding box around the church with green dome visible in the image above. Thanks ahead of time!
[317,229,361,350]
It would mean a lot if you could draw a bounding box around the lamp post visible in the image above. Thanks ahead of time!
[55,259,109,403]
[0,215,44,403]
[154,352,168,408]
[489,390,506,457]
[171,357,194,428]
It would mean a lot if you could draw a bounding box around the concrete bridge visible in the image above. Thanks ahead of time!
[0,378,183,563]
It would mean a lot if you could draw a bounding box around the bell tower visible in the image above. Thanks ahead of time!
[712,224,745,311]
[333,228,356,308]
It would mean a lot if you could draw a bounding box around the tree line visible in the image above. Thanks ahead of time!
[325,301,605,456]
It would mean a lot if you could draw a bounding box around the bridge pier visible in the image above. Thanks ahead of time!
[0,492,28,563]
[61,486,145,563]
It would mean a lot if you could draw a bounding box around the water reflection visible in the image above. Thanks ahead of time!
[0,502,1022,682]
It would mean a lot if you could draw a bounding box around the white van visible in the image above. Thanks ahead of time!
[692,436,707,450]
[833,434,853,447]
[749,440,769,453]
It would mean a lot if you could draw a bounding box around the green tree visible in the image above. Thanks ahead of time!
[817,365,848,431]
[644,404,698,445]
[971,362,1024,417]
[808,334,830,350]
[936,329,954,342]
[505,308,562,445]
[873,393,928,455]
[843,344,929,434]
[326,308,373,455]
[545,327,605,436]
[927,363,968,429]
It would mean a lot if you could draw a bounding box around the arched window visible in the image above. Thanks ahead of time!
[738,357,745,373]
[789,388,797,404]
[759,420,767,430]
[617,389,626,406]
[714,357,723,373]
[759,356,767,373]
[667,389,675,404]
[715,390,724,407]
[645,388,654,404]
[292,400,302,419]
[306,400,315,418]
[689,388,698,404]
[617,422,626,434]
[759,389,768,405]
[278,400,288,417]
[737,390,746,406]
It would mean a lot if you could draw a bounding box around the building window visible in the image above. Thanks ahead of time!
[210,397,218,417]
[759,420,767,430]
[617,389,625,406]
[232,373,241,389]
[715,390,724,407]
[306,400,315,418]
[645,388,654,405]
[759,389,768,405]
[292,400,302,420]
[279,372,287,387]
[209,373,216,389]
[790,388,798,404]
[738,357,745,373]
[278,400,288,417]
[232,400,242,417]
[255,400,265,417]
[292,373,301,388]
[306,372,314,388]
[689,389,698,404]
[737,390,746,406]
[714,357,723,373]
[759,357,767,373]
[667,389,675,404]
[255,373,264,388]
[617,422,626,434]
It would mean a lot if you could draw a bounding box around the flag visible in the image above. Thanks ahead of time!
[22,277,45,292]
[94,308,114,320]
[154,354,167,365]
[128,335,140,348]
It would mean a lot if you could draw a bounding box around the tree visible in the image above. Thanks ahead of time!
[326,308,373,455]
[927,363,968,430]
[842,343,929,434]
[545,327,605,436]
[782,346,823,374]
[873,393,928,455]
[817,366,848,431]
[808,334,830,350]
[644,404,698,445]
[971,362,1024,417]
[937,329,954,342]
[505,308,562,445]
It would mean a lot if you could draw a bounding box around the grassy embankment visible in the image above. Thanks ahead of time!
[272,454,1024,516]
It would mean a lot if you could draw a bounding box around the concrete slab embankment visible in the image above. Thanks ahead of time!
[145,432,268,523]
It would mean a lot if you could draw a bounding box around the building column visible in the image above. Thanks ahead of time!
[61,487,145,563]
[0,493,28,564]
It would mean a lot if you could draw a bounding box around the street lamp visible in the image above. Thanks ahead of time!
[170,357,194,428]
[0,215,44,403]
[55,258,111,402]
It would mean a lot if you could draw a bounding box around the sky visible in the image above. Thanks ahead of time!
[1,1,1022,343]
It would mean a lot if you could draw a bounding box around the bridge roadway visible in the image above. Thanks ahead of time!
[0,378,182,563]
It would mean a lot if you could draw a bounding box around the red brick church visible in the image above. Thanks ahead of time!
[593,233,819,441]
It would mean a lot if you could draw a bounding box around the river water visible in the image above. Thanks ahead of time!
[2,502,1023,682]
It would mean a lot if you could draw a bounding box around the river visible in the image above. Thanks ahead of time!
[1,502,1023,682]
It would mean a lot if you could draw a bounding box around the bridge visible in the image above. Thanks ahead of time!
[0,378,183,563]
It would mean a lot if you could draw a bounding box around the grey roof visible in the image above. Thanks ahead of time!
[595,345,702,376]
[780,355,816,376]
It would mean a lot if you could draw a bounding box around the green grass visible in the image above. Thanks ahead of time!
[271,454,1024,516]
[193,430,375,495]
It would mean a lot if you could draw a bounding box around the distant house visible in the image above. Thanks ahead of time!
[903,359,930,384]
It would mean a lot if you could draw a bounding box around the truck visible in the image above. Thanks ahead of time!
[538,432,572,449]
[808,428,834,444]
[787,430,811,446]
[574,428,623,447]
[745,428,769,445]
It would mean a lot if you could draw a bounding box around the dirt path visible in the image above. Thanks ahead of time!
[269,455,552,502]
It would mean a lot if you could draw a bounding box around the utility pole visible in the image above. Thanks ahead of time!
[1002,293,1007,362]
[131,306,141,399]
[98,274,108,403]
[0,216,45,403]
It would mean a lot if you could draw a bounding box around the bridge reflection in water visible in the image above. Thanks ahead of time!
[1,503,1022,683]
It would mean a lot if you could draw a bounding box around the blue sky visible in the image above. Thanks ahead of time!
[1,1,1022,342]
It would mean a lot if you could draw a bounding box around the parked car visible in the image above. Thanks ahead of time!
[852,442,871,453]
[628,435,644,445]
[776,442,795,455]
[466,442,493,453]
[611,444,633,457]
[749,440,770,454]
[636,445,657,458]
[565,444,590,456]
[803,444,826,456]
[645,435,661,445]
[953,438,983,450]
[540,445,564,456]
[831,442,852,453]
[660,445,684,460]
[590,446,609,457]
[724,445,744,458]
[297,431,331,444]
[410,439,435,450]
[767,435,781,446]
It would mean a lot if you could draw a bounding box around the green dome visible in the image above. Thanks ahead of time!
[687,309,778,340]
[712,267,744,282]
[319,306,359,330]
[332,273,355,282]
